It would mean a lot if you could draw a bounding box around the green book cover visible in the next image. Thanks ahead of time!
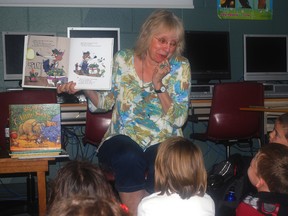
[9,103,61,152]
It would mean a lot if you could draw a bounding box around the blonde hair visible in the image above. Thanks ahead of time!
[155,136,207,199]
[134,10,185,58]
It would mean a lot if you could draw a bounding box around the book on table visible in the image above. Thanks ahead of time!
[22,35,114,90]
[8,103,64,158]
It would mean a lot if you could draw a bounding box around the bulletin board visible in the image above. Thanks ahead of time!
[217,0,273,20]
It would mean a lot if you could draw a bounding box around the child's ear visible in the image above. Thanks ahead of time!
[255,178,263,188]
[256,177,269,191]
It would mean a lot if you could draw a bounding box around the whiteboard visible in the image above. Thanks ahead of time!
[0,0,194,8]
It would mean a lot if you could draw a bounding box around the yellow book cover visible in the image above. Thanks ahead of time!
[9,103,61,152]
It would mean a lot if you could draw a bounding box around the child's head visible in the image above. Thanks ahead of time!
[48,160,116,210]
[269,113,288,146]
[48,196,129,216]
[248,143,288,194]
[155,136,207,199]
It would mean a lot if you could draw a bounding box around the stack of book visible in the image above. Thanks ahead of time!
[8,103,67,159]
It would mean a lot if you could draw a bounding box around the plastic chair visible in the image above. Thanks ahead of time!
[190,82,264,158]
[82,109,112,147]
[82,108,113,181]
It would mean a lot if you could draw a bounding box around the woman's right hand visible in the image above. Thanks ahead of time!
[57,81,79,95]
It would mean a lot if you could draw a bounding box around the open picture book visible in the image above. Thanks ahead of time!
[22,35,114,90]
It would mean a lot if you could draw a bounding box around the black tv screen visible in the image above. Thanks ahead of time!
[2,32,56,81]
[183,31,231,84]
[244,34,288,82]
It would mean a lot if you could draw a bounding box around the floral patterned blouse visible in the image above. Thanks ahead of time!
[88,49,191,150]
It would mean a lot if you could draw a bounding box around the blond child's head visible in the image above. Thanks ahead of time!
[155,136,207,199]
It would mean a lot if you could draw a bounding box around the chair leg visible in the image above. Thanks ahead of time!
[257,138,262,149]
[226,145,230,159]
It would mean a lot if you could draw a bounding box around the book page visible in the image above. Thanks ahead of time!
[68,37,114,90]
[22,35,70,88]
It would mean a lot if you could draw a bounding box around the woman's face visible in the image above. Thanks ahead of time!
[147,30,178,63]
[269,121,288,146]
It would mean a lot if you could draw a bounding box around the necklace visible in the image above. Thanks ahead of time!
[141,57,154,91]
[140,57,154,119]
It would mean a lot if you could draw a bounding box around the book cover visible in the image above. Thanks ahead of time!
[9,149,69,159]
[9,151,61,159]
[22,35,114,90]
[9,104,61,152]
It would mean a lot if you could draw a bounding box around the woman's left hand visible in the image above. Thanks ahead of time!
[152,59,171,88]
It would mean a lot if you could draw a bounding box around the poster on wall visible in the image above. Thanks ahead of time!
[217,0,273,20]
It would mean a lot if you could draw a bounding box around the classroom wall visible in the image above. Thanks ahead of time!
[0,0,287,183]
[1,0,288,90]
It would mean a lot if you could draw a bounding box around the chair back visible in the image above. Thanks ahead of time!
[0,89,57,150]
[207,82,264,140]
[83,109,112,146]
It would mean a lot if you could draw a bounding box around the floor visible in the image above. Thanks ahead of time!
[0,182,38,216]
[0,201,32,216]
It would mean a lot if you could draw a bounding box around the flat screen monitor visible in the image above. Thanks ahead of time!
[243,34,288,82]
[2,31,56,81]
[67,27,120,56]
[183,31,231,84]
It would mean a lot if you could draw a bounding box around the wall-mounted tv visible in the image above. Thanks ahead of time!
[2,31,56,81]
[243,34,288,82]
[67,27,120,56]
[183,31,231,84]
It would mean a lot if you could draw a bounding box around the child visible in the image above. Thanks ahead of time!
[47,160,126,214]
[48,196,129,216]
[137,136,215,216]
[236,143,288,215]
[269,113,288,146]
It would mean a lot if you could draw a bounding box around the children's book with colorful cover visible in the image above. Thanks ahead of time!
[9,103,61,153]
[22,35,114,90]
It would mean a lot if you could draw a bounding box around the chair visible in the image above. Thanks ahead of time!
[82,108,112,147]
[190,82,264,159]
[82,108,113,181]
[0,89,57,151]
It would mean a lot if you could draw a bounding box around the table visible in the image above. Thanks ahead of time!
[239,106,288,134]
[0,157,54,216]
[239,107,288,113]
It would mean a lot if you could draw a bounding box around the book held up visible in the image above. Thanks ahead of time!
[22,35,114,90]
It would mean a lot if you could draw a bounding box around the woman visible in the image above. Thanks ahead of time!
[57,10,191,215]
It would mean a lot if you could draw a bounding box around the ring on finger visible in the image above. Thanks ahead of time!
[160,63,168,69]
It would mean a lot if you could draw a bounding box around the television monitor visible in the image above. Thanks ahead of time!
[243,34,288,82]
[2,31,56,81]
[67,27,120,56]
[183,31,231,84]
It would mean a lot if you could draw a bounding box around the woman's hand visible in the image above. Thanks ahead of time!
[152,59,171,89]
[57,81,79,94]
